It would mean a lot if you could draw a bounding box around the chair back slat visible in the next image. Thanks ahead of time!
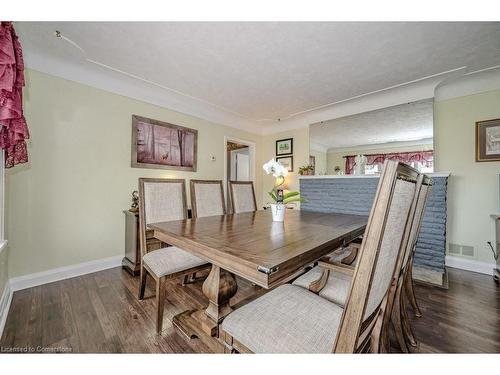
[138,178,187,257]
[229,181,257,213]
[191,180,226,218]
[333,161,421,353]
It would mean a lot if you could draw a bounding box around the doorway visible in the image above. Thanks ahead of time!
[224,137,256,212]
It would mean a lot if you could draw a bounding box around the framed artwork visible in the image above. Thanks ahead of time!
[276,156,293,172]
[276,138,293,156]
[309,155,316,174]
[476,118,500,162]
[131,115,197,171]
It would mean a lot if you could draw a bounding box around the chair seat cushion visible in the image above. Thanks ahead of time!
[221,284,343,353]
[143,247,207,278]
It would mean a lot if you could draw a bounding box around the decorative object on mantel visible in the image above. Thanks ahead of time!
[276,137,293,156]
[263,158,304,221]
[0,22,30,168]
[276,155,293,172]
[475,118,500,162]
[334,166,343,175]
[129,190,139,212]
[354,154,367,175]
[298,164,314,176]
[309,155,316,174]
[131,115,197,171]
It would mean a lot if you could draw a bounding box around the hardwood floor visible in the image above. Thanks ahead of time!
[1,267,498,353]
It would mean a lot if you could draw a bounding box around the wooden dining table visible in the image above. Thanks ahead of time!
[149,210,367,342]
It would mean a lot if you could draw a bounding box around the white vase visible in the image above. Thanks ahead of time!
[271,203,286,222]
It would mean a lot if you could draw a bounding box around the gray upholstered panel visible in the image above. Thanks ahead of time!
[222,284,343,353]
[143,181,185,225]
[230,183,256,213]
[300,176,448,273]
[193,183,225,217]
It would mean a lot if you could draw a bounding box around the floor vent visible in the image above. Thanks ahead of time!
[448,243,475,257]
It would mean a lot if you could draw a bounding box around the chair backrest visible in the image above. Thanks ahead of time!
[138,178,187,257]
[229,181,257,214]
[401,176,432,270]
[333,160,421,353]
[190,180,226,218]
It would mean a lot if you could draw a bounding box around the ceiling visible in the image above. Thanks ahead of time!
[310,99,434,151]
[15,22,500,133]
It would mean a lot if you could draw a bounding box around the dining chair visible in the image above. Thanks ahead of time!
[228,181,257,213]
[221,160,420,353]
[292,173,431,352]
[391,178,432,352]
[190,180,226,218]
[137,178,210,334]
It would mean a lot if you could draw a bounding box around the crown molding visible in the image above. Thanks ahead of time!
[23,50,264,135]
[262,68,466,135]
[435,66,500,102]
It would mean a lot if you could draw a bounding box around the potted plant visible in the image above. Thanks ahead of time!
[263,159,304,221]
[298,164,314,176]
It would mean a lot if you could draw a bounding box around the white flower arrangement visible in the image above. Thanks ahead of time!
[263,158,304,204]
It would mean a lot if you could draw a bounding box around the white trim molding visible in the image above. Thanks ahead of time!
[9,255,122,292]
[445,255,496,276]
[0,280,13,339]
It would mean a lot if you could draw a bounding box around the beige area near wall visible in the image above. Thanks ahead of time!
[326,143,434,174]
[309,148,327,175]
[434,89,500,264]
[262,128,309,207]
[6,69,264,278]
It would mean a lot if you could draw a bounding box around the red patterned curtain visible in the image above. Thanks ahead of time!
[345,151,433,174]
[0,22,29,168]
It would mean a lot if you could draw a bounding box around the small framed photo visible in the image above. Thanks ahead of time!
[276,156,293,172]
[276,138,293,156]
[476,118,500,162]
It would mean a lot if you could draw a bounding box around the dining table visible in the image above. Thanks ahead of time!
[149,210,368,344]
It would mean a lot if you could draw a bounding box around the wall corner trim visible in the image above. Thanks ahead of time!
[445,255,496,276]
[0,280,13,340]
[8,255,123,292]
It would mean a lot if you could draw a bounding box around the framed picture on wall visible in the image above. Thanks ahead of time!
[131,115,198,171]
[476,118,500,162]
[276,138,293,156]
[276,156,293,172]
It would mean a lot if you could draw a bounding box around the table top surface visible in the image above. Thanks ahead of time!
[149,210,367,288]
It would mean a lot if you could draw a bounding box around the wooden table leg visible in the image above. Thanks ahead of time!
[173,264,238,340]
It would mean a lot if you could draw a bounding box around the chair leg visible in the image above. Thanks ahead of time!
[138,266,147,300]
[405,261,422,318]
[391,283,409,353]
[156,277,166,334]
[401,288,418,347]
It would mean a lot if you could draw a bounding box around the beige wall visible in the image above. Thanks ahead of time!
[326,143,434,174]
[434,89,500,264]
[6,69,264,278]
[262,127,309,206]
[309,148,327,175]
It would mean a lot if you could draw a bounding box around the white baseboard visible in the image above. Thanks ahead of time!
[445,255,496,276]
[0,281,13,340]
[9,255,123,292]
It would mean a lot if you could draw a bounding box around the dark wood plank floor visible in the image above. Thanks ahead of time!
[1,267,498,353]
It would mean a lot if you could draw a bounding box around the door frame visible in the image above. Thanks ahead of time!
[223,136,256,212]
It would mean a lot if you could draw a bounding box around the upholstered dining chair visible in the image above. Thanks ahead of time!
[138,178,210,333]
[190,180,226,218]
[391,178,432,352]
[228,181,257,213]
[221,161,421,353]
[292,173,431,352]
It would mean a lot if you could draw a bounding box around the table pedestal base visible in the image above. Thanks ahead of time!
[173,309,224,353]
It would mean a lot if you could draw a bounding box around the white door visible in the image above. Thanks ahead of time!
[236,153,250,181]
